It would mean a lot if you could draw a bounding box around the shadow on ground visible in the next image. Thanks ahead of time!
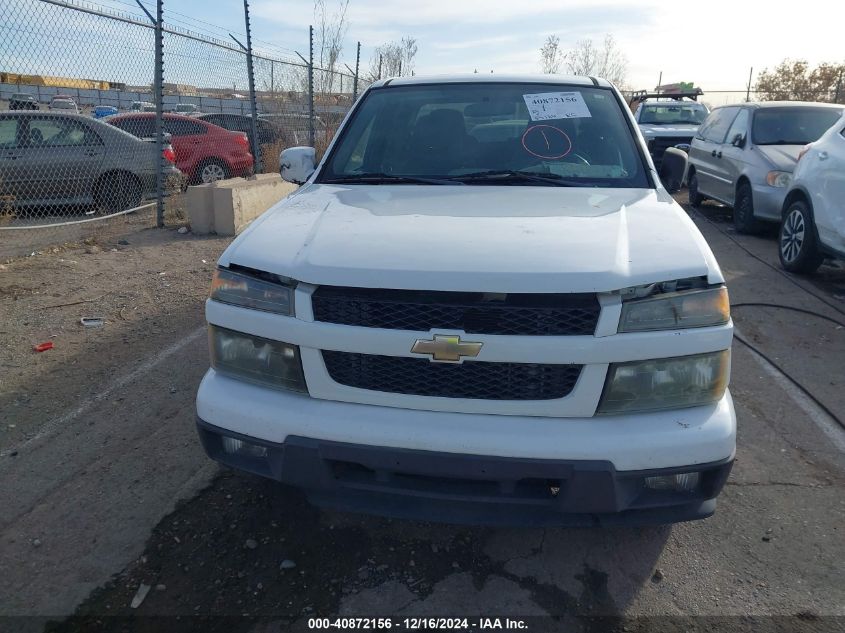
[45,469,671,632]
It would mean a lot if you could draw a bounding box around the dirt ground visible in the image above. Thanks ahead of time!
[1,225,223,448]
[1,198,844,633]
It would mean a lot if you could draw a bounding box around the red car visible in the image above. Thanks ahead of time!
[107,113,253,184]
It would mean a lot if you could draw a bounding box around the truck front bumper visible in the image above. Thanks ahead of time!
[196,371,736,527]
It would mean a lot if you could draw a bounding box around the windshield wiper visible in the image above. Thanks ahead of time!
[322,172,459,185]
[447,170,580,186]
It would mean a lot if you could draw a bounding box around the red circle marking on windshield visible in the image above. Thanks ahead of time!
[521,125,572,159]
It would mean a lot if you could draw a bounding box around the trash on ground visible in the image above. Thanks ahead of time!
[177,226,189,234]
[33,342,54,352]
[80,317,105,328]
[130,583,151,609]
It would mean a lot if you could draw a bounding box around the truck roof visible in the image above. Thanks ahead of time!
[369,74,613,89]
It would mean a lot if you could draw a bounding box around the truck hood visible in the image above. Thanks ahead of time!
[222,185,722,293]
[755,144,803,171]
[638,124,700,136]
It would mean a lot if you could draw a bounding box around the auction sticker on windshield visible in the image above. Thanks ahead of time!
[523,92,592,121]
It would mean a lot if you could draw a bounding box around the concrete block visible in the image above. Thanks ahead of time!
[185,182,215,234]
[188,173,297,235]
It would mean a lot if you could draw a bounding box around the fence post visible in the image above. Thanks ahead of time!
[242,0,262,175]
[308,25,314,148]
[353,41,360,100]
[153,0,164,228]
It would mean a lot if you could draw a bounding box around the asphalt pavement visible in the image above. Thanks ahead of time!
[1,200,844,633]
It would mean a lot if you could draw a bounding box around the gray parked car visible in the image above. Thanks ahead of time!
[687,101,843,233]
[0,112,179,212]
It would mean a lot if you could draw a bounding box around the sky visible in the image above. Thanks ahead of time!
[157,0,844,92]
[5,0,844,98]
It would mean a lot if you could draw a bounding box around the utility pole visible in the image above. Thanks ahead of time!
[378,55,383,80]
[656,71,662,94]
[746,67,753,102]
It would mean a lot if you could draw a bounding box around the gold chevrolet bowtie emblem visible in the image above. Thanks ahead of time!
[411,334,483,363]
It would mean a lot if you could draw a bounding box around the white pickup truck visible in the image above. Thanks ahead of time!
[196,74,735,526]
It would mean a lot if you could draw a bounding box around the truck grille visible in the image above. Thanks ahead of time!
[649,136,694,167]
[311,287,600,336]
[322,351,582,400]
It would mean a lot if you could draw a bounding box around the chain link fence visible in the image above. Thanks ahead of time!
[0,0,364,257]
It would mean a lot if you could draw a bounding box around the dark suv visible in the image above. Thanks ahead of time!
[9,93,39,111]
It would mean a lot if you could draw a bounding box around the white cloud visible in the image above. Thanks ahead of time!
[247,0,845,93]
[432,35,518,52]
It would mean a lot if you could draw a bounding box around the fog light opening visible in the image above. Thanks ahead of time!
[644,471,701,492]
[221,435,268,458]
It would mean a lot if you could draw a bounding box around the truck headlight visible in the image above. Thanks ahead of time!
[619,287,729,332]
[765,171,791,187]
[597,350,730,415]
[209,326,307,392]
[210,267,294,315]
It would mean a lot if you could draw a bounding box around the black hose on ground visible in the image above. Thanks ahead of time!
[690,206,845,319]
[731,302,845,329]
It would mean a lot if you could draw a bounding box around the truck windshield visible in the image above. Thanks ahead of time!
[320,82,649,188]
[752,107,843,145]
[639,103,707,125]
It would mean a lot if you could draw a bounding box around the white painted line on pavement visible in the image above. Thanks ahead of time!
[737,327,845,454]
[3,326,207,455]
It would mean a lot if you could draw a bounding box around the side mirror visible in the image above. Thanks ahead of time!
[659,147,688,194]
[731,133,745,148]
[280,146,316,185]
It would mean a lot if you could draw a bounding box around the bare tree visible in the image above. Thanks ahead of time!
[755,59,845,102]
[539,35,562,74]
[563,34,628,88]
[314,0,350,95]
[400,37,418,76]
[368,37,419,80]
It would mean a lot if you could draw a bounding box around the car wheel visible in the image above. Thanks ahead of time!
[778,201,824,273]
[198,159,229,184]
[733,182,762,234]
[94,171,142,214]
[688,171,704,207]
